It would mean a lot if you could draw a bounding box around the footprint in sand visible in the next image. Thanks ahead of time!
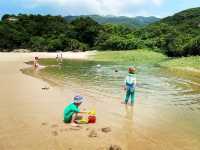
[59,129,64,132]
[101,127,111,133]
[51,124,59,128]
[96,147,107,150]
[109,145,122,150]
[86,127,90,131]
[70,127,81,131]
[51,131,58,136]
[88,129,98,138]
[41,122,48,126]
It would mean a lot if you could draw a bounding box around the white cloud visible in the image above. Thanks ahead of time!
[24,0,164,16]
[152,0,163,6]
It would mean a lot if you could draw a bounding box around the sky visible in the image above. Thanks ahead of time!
[0,0,200,18]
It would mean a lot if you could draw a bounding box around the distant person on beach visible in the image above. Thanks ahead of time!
[64,95,86,126]
[122,67,136,106]
[33,56,39,68]
[56,54,59,62]
[60,51,63,62]
[56,51,63,63]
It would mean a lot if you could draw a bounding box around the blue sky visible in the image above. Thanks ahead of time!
[0,0,199,18]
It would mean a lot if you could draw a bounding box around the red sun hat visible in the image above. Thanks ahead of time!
[128,67,136,74]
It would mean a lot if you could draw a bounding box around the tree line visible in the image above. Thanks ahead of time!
[0,8,200,57]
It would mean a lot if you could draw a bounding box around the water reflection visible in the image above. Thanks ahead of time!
[125,105,134,120]
[123,105,134,149]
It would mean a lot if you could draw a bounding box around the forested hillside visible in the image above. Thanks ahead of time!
[95,7,200,56]
[137,7,200,56]
[0,7,199,57]
[65,15,160,27]
[0,15,100,51]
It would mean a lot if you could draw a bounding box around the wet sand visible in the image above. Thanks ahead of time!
[0,52,200,150]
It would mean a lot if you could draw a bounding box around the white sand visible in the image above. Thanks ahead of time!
[0,51,94,62]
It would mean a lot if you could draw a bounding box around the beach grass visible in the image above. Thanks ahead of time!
[91,49,167,65]
[36,51,200,74]
[160,56,200,70]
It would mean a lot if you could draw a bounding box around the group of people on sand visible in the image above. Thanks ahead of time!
[33,51,63,69]
[56,51,63,63]
[64,66,136,127]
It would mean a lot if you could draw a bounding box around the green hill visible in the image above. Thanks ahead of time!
[65,15,160,27]
[135,7,200,56]
[161,7,200,35]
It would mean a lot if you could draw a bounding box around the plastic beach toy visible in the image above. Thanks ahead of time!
[76,118,88,124]
[87,110,96,115]
[87,109,96,123]
[88,115,96,123]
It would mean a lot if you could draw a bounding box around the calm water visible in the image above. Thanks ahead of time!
[41,59,200,110]
[25,59,200,149]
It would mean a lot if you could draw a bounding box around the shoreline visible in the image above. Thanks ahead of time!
[0,51,95,61]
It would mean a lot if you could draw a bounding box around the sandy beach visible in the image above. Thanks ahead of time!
[0,52,200,150]
[0,52,126,150]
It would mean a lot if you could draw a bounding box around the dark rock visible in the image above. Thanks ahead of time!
[42,86,50,90]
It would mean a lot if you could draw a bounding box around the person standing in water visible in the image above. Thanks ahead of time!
[58,51,63,62]
[33,56,39,68]
[56,54,59,62]
[123,67,136,106]
[60,51,63,62]
[56,51,63,63]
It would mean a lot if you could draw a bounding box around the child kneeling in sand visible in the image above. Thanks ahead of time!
[64,95,86,126]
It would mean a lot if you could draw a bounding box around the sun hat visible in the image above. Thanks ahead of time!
[128,67,136,74]
[73,95,83,104]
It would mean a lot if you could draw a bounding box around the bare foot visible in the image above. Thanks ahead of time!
[70,123,80,127]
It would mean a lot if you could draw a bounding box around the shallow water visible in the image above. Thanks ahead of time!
[24,59,200,149]
[40,59,200,109]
